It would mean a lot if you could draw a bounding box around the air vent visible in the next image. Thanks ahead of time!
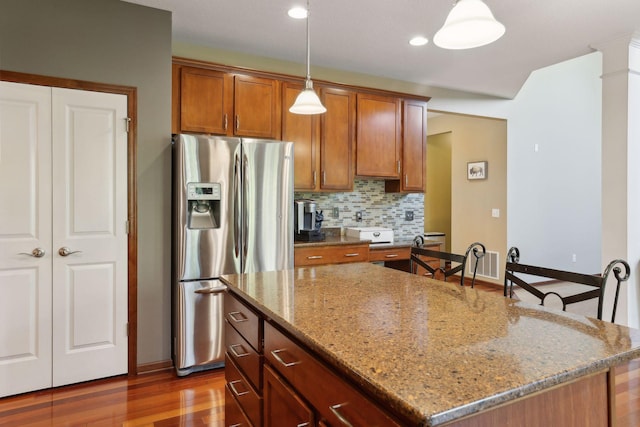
[469,250,500,280]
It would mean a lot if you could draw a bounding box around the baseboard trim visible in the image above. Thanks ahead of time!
[137,360,173,374]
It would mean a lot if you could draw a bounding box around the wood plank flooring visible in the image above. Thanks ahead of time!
[2,359,639,426]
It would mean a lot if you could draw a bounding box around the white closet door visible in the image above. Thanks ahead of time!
[0,82,53,397]
[51,88,128,386]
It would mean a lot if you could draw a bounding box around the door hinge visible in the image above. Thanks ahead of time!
[125,117,131,133]
[125,220,130,234]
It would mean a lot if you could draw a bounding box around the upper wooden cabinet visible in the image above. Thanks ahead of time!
[283,83,355,191]
[356,93,401,179]
[386,99,427,193]
[234,74,281,139]
[178,65,232,135]
[320,87,355,191]
[282,82,319,190]
[173,64,281,139]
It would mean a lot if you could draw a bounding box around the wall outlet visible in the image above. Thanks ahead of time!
[572,253,577,262]
[405,211,414,221]
[491,208,500,218]
[332,207,339,218]
[356,211,363,222]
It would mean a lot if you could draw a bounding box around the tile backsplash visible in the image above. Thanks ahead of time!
[295,179,424,242]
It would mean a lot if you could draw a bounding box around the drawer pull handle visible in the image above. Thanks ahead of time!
[271,349,301,368]
[228,311,248,323]
[229,344,250,358]
[228,380,250,397]
[307,255,323,260]
[329,403,354,427]
[344,253,360,257]
[297,423,311,427]
[384,254,399,258]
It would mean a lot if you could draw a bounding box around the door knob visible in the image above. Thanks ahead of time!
[58,247,82,257]
[19,248,46,258]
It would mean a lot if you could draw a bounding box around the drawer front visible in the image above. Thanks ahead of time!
[264,322,401,427]
[225,321,261,391]
[224,385,254,427]
[225,291,261,352]
[294,244,369,266]
[369,246,410,262]
[225,354,262,427]
[264,364,314,427]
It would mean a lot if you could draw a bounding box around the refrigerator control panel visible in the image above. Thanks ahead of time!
[187,182,221,200]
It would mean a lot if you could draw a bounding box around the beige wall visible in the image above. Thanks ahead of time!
[425,132,452,252]
[427,113,507,285]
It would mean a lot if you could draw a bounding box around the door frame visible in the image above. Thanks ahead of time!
[0,70,138,375]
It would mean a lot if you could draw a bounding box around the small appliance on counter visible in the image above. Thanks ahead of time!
[294,199,325,242]
[346,227,394,245]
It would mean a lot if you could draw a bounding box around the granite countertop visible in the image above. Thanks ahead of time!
[221,263,640,426]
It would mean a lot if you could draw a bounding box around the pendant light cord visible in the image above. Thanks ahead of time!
[305,0,311,82]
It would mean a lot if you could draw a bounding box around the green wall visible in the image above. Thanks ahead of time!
[1,0,172,365]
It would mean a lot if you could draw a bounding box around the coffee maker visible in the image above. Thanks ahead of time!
[294,199,325,242]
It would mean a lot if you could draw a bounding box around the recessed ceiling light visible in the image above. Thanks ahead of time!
[288,6,308,19]
[409,36,429,46]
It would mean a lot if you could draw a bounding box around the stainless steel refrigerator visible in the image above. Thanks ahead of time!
[172,134,294,376]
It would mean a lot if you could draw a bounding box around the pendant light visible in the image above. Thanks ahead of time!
[289,0,326,115]
[433,0,505,50]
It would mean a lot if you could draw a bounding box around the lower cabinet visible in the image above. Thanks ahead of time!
[294,243,369,266]
[224,291,402,427]
[264,364,314,427]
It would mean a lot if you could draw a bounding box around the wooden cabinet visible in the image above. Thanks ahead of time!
[264,322,401,426]
[224,292,263,427]
[356,93,401,178]
[386,99,427,193]
[264,364,314,427]
[369,246,411,262]
[283,83,354,191]
[294,243,369,267]
[234,74,281,139]
[178,65,233,135]
[282,81,320,190]
[174,64,281,139]
[319,87,355,190]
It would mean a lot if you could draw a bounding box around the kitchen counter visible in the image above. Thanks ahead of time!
[222,263,640,426]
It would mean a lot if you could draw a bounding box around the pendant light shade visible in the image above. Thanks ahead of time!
[434,0,505,50]
[290,0,326,115]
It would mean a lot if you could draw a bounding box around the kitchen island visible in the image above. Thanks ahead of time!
[221,263,640,426]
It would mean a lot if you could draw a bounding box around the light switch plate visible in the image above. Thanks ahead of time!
[492,208,500,218]
[405,211,414,221]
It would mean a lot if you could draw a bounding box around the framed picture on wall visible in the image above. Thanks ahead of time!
[467,161,487,180]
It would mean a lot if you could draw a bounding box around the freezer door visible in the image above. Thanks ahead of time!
[241,139,294,273]
[174,280,226,375]
[173,134,242,280]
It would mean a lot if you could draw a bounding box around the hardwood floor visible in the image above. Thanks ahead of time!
[1,282,638,426]
[1,360,639,426]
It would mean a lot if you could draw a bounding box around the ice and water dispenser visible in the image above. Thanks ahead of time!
[186,182,221,229]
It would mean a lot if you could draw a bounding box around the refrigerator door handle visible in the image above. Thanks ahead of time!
[234,153,241,258]
[242,153,249,263]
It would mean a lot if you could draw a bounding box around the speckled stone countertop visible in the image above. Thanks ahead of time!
[221,263,640,426]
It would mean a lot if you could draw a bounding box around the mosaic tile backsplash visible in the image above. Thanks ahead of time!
[295,179,425,242]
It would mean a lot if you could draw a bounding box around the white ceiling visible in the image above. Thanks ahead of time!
[123,0,640,99]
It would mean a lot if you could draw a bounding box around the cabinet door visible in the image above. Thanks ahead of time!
[0,82,53,397]
[320,87,355,190]
[234,75,281,139]
[180,66,233,134]
[402,100,427,191]
[283,82,319,190]
[356,93,401,178]
[264,364,314,427]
